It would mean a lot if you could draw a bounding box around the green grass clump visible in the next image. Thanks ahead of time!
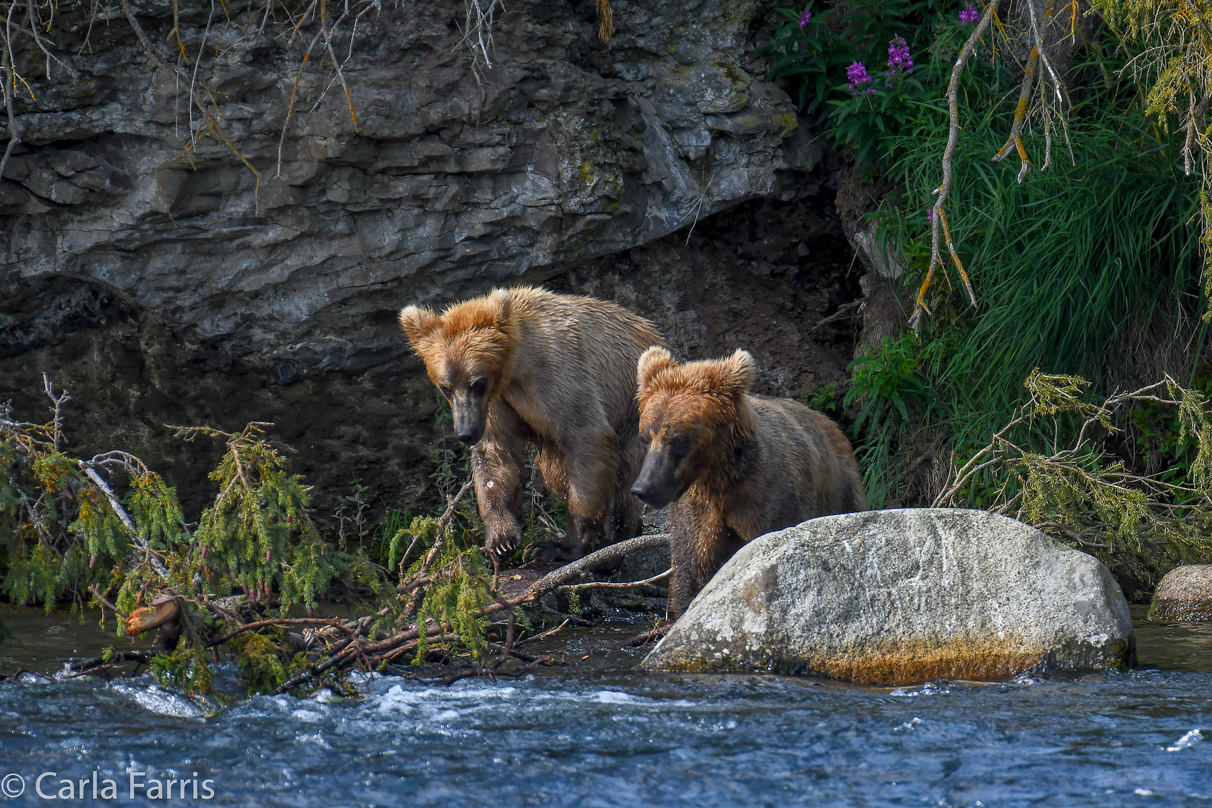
[888,99,1201,448]
[791,10,1212,593]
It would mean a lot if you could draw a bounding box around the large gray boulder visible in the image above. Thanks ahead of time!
[642,509,1135,683]
[1149,565,1212,621]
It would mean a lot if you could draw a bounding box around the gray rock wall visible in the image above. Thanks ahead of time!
[2,0,807,370]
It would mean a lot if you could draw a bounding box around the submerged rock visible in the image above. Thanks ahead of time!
[642,509,1135,684]
[1149,565,1212,621]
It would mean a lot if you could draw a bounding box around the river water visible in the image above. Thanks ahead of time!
[1,607,1210,807]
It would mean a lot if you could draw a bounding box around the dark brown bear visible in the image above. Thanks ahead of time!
[631,346,867,614]
[399,286,665,562]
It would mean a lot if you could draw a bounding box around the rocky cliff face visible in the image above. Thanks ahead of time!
[0,0,858,515]
[2,0,813,366]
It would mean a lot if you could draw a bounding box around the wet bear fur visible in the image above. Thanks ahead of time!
[632,347,867,614]
[399,286,665,562]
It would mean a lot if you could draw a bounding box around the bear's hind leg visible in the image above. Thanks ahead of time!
[524,435,617,563]
[558,432,621,560]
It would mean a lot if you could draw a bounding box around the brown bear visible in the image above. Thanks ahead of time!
[631,346,867,615]
[399,286,665,562]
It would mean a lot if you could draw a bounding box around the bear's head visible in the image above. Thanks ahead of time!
[631,346,757,508]
[399,288,514,446]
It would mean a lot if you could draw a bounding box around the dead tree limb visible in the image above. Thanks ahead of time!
[516,617,570,647]
[0,0,22,183]
[81,466,171,580]
[272,593,527,694]
[40,374,71,452]
[206,617,348,648]
[617,622,671,649]
[561,569,670,594]
[88,584,129,619]
[992,45,1038,182]
[67,650,152,675]
[909,0,1002,333]
[528,533,670,598]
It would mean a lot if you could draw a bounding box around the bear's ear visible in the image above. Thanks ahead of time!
[398,305,440,346]
[717,349,756,397]
[486,288,511,327]
[637,346,676,392]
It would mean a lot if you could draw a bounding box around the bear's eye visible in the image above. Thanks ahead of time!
[639,431,652,445]
[470,378,489,396]
[438,384,453,399]
[669,434,691,457]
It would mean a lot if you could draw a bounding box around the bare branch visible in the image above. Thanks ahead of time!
[0,0,22,182]
[404,479,474,616]
[42,373,71,453]
[909,0,1001,333]
[81,465,171,580]
[529,533,671,598]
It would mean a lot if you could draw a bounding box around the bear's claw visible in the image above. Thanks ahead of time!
[484,533,521,561]
[521,542,557,564]
[522,540,581,564]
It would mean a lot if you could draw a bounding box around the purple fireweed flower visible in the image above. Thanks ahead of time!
[927,207,934,223]
[960,4,979,24]
[847,61,874,94]
[887,36,913,75]
[798,9,812,27]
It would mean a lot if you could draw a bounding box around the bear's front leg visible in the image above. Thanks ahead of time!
[667,513,700,617]
[472,403,530,561]
[668,497,737,616]
[612,427,646,544]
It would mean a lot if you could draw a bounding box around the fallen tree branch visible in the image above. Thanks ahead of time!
[67,650,152,674]
[561,569,670,594]
[617,622,671,649]
[206,617,348,648]
[88,584,129,619]
[529,533,670,598]
[82,466,170,580]
[404,479,473,616]
[516,617,570,647]
[272,591,529,694]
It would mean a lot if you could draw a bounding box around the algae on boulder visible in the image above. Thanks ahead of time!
[642,509,1135,684]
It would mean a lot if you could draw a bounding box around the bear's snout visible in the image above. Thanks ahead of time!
[630,471,674,510]
[450,396,487,446]
[630,479,655,504]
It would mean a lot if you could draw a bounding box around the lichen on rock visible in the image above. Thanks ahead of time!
[643,509,1136,683]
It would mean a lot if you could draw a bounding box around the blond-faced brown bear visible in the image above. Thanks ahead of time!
[399,287,665,562]
[632,346,867,614]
